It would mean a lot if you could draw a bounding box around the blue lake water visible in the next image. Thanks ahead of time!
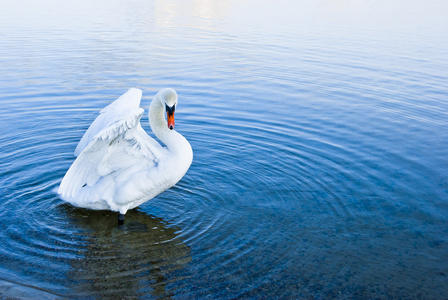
[1,0,448,298]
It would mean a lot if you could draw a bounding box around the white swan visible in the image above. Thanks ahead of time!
[58,88,193,223]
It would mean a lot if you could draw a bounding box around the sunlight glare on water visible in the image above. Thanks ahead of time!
[0,0,447,298]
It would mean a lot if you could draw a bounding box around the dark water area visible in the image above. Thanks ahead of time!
[1,0,447,298]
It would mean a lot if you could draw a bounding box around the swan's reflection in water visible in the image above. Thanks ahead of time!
[65,207,191,298]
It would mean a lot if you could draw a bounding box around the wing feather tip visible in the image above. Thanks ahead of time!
[128,87,142,96]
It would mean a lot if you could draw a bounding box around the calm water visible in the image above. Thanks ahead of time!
[1,0,448,298]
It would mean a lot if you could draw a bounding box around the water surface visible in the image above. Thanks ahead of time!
[1,0,448,298]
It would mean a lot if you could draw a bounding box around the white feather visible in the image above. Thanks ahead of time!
[58,88,193,215]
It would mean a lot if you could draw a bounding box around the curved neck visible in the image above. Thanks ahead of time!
[148,95,192,157]
[149,95,169,141]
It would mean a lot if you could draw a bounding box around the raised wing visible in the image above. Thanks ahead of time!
[75,88,143,156]
[58,88,163,199]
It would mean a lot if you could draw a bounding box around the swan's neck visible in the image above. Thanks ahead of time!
[149,96,192,160]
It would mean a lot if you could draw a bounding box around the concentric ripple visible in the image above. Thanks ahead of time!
[1,0,448,298]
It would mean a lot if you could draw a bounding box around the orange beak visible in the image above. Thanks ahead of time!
[167,111,175,130]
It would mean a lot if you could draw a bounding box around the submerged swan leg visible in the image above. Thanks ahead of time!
[118,213,125,225]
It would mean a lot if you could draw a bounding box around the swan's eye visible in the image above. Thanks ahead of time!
[165,104,175,116]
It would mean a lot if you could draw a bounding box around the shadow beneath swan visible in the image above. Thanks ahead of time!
[62,205,191,298]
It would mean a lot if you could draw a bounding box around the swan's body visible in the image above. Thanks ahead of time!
[58,88,193,217]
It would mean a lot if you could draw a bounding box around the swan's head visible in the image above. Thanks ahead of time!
[158,88,178,130]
